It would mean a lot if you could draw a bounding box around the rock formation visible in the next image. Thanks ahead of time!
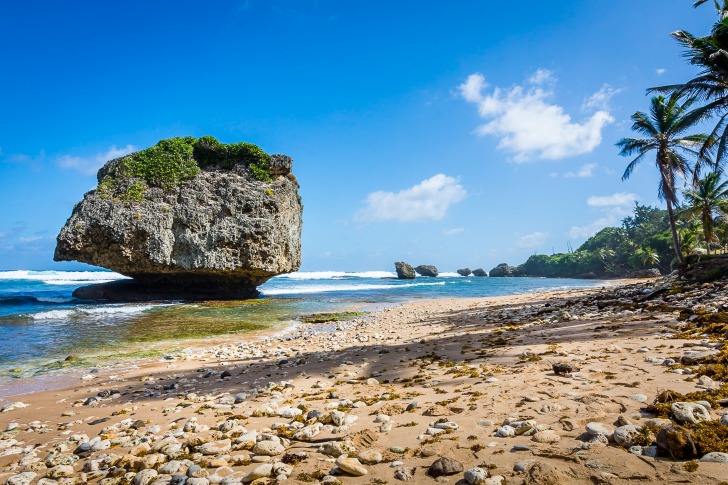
[55,136,302,300]
[472,268,487,277]
[456,268,471,277]
[415,265,438,277]
[488,263,517,277]
[394,262,416,279]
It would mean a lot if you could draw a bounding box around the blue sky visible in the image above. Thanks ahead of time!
[0,1,718,272]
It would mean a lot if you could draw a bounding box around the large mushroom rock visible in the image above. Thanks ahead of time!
[488,263,517,277]
[415,265,439,277]
[472,268,487,277]
[456,268,472,277]
[394,262,416,279]
[54,136,302,301]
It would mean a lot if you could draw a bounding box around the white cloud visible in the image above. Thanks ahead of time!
[583,84,621,111]
[564,163,597,178]
[19,235,44,243]
[569,192,639,239]
[517,231,549,248]
[587,192,638,207]
[458,72,614,162]
[443,227,465,236]
[58,144,135,175]
[528,68,555,85]
[355,174,466,222]
[656,68,666,76]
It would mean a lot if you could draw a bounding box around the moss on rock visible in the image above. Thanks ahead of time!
[97,136,272,202]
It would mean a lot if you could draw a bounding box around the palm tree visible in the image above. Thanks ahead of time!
[617,94,709,265]
[650,5,726,172]
[638,246,661,267]
[680,171,728,253]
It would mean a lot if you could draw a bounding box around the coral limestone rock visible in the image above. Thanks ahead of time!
[55,137,302,300]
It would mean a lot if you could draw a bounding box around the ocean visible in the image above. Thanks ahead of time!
[0,270,606,387]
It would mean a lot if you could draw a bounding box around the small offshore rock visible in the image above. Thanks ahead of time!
[427,457,464,477]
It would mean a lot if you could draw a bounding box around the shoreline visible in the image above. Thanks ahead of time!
[0,282,615,400]
[2,277,727,484]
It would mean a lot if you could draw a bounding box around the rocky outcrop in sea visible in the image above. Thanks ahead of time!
[394,262,416,279]
[488,263,518,277]
[457,268,472,276]
[415,265,439,277]
[54,137,302,300]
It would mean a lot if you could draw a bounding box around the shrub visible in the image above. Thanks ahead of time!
[98,136,273,202]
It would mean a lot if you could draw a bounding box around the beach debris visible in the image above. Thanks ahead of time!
[1,402,27,413]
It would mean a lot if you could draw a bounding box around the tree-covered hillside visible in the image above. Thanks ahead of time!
[517,203,673,278]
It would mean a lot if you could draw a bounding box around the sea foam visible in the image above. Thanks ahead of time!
[261,281,445,295]
[0,270,128,286]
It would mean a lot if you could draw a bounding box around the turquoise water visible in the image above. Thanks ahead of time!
[0,270,605,380]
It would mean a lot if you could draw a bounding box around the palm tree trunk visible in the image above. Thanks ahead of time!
[666,199,685,265]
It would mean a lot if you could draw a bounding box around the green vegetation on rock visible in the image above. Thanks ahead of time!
[97,135,272,203]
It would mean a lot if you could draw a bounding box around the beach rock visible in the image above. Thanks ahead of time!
[199,440,231,455]
[133,469,158,485]
[47,465,74,478]
[5,472,37,485]
[393,467,415,481]
[242,464,272,483]
[585,422,613,439]
[488,263,516,277]
[472,268,487,277]
[415,265,438,277]
[701,452,728,463]
[496,425,515,437]
[457,268,472,277]
[394,262,416,279]
[671,402,711,424]
[318,441,356,457]
[251,441,284,456]
[464,467,489,484]
[613,425,640,448]
[656,424,697,460]
[629,268,661,278]
[427,457,463,477]
[357,450,382,464]
[54,138,302,301]
[1,402,27,413]
[335,456,367,476]
[531,430,560,444]
[721,414,728,426]
[552,362,579,376]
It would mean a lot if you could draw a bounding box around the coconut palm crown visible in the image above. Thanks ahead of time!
[680,171,728,253]
[616,94,710,265]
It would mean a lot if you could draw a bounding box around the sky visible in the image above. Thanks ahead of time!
[0,1,720,272]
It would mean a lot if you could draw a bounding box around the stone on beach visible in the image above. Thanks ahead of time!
[335,456,368,476]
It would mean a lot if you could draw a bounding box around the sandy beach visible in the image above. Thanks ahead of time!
[1,278,727,485]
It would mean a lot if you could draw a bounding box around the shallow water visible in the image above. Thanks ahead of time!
[0,270,606,381]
